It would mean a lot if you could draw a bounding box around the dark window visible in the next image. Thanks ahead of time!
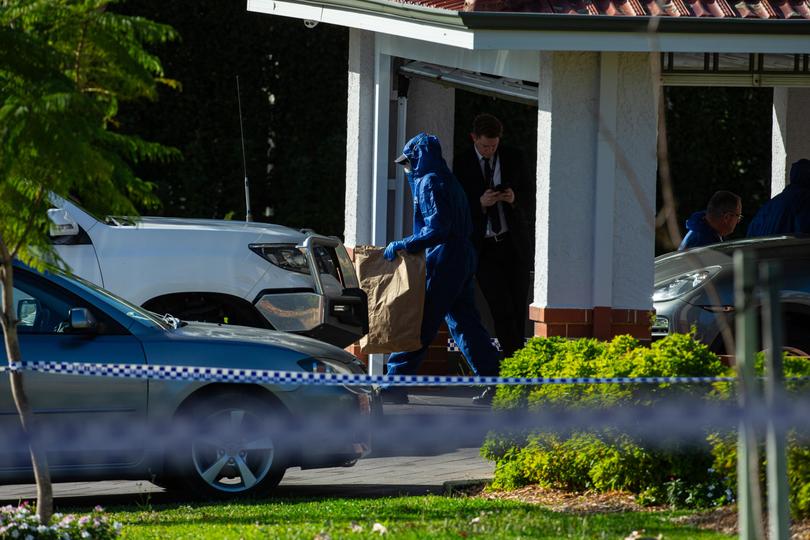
[12,270,127,335]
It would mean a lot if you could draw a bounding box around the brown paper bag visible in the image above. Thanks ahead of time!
[353,245,425,354]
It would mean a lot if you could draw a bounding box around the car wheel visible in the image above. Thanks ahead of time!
[783,321,810,357]
[170,392,287,497]
[711,317,810,358]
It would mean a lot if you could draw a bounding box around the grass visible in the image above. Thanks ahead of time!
[93,495,734,539]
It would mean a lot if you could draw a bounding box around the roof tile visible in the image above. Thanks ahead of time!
[451,0,810,16]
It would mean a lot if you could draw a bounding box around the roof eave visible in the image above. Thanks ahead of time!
[461,12,810,35]
[259,0,467,26]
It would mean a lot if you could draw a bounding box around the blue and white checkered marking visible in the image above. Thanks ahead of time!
[448,337,500,352]
[448,337,535,352]
[0,360,746,386]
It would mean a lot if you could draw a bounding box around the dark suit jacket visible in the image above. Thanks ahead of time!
[453,145,529,259]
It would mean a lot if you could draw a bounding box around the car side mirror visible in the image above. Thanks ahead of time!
[47,208,79,237]
[17,299,39,327]
[69,308,97,332]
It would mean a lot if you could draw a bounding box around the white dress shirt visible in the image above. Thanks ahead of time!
[474,147,509,237]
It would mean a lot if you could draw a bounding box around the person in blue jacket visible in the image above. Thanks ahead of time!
[748,159,810,238]
[678,190,742,251]
[382,132,500,405]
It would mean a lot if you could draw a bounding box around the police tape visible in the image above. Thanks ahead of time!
[448,337,503,352]
[0,360,752,386]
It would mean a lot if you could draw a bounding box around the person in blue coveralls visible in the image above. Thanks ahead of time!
[748,158,810,238]
[382,132,500,405]
[678,190,742,251]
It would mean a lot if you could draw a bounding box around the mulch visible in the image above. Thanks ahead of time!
[460,483,810,539]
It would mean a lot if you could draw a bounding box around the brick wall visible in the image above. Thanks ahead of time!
[529,306,653,341]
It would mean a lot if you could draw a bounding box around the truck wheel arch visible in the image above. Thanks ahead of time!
[142,292,272,329]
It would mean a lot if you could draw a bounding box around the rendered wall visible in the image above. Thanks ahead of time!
[772,87,810,196]
[405,78,455,165]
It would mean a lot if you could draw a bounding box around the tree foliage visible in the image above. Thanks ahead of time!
[658,86,773,252]
[0,0,178,264]
[114,0,349,235]
[0,0,178,522]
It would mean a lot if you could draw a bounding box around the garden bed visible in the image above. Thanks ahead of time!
[462,483,810,539]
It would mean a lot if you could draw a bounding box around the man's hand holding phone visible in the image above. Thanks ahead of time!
[494,184,515,204]
[481,185,514,208]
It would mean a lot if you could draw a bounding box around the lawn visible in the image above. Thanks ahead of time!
[99,495,733,539]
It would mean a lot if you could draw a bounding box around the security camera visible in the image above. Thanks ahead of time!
[303,19,319,28]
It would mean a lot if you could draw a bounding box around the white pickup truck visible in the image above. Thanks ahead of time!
[46,197,368,348]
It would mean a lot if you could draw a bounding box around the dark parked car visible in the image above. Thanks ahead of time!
[653,236,810,356]
[1,263,378,497]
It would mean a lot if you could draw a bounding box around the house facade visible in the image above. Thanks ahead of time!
[248,0,810,369]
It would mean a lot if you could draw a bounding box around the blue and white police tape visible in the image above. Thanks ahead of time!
[0,360,750,386]
[448,337,504,352]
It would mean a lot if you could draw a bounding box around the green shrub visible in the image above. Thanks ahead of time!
[707,353,810,516]
[484,332,731,508]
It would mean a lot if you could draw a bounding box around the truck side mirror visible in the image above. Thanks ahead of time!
[47,208,79,237]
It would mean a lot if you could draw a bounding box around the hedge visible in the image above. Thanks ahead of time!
[482,333,810,515]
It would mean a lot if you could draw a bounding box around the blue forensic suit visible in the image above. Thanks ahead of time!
[678,211,722,251]
[748,159,810,237]
[385,133,500,379]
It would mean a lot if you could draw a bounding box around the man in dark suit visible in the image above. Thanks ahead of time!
[453,114,531,403]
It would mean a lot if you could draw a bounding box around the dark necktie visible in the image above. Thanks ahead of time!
[482,157,503,234]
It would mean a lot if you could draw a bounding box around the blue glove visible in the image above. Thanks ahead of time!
[383,240,405,261]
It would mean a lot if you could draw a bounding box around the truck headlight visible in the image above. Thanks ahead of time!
[250,244,309,274]
[653,266,720,302]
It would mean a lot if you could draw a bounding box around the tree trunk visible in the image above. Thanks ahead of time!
[0,260,53,524]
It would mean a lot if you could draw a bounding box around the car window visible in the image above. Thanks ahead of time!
[64,273,170,330]
[12,272,127,335]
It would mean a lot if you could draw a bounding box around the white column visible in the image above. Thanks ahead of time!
[345,29,392,374]
[772,88,810,196]
[532,51,657,339]
[534,51,600,310]
[610,52,658,310]
[372,47,391,248]
[344,28,375,247]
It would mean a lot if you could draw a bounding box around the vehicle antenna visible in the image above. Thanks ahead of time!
[236,75,252,222]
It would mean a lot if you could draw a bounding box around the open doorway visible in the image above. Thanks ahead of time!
[454,90,538,265]
[453,89,538,349]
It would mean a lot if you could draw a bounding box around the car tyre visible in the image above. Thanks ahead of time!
[169,392,288,498]
[783,320,810,358]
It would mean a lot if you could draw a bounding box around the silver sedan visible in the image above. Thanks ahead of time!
[1,263,378,497]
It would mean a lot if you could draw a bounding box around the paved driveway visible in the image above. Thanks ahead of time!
[0,447,493,504]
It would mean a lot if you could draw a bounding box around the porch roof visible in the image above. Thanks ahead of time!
[248,0,810,52]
